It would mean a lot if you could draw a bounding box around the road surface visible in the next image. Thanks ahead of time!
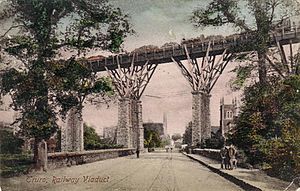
[1,151,243,191]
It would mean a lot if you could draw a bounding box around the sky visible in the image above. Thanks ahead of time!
[112,0,236,51]
[2,0,298,136]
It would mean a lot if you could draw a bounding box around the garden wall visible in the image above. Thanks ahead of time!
[192,148,221,161]
[47,148,135,169]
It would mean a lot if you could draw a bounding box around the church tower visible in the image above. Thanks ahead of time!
[220,97,238,138]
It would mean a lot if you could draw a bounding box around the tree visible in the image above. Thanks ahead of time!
[0,129,24,154]
[160,135,171,147]
[227,74,300,180]
[171,133,182,142]
[84,123,122,150]
[191,0,300,85]
[83,123,101,150]
[182,121,192,145]
[144,128,162,148]
[0,0,133,168]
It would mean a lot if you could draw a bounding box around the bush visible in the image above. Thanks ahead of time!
[84,123,123,150]
[228,75,300,181]
[144,129,161,148]
[0,154,33,177]
[0,129,24,154]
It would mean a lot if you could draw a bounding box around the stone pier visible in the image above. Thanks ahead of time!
[192,91,202,146]
[191,91,211,146]
[117,98,132,148]
[172,43,231,146]
[61,108,84,152]
[131,100,138,148]
[201,92,211,140]
[105,59,157,150]
[134,100,144,150]
[117,98,144,150]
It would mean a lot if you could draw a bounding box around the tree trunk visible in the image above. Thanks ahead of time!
[33,138,40,164]
[254,4,270,86]
[257,51,267,85]
[33,138,41,170]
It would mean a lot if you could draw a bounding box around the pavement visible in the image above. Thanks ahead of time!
[1,151,243,191]
[184,152,299,191]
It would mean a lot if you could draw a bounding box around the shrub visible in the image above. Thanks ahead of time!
[0,129,24,154]
[228,75,300,180]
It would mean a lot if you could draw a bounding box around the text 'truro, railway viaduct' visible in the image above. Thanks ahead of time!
[61,23,300,152]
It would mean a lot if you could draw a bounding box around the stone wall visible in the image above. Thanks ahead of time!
[193,148,221,161]
[47,148,135,169]
[192,148,247,167]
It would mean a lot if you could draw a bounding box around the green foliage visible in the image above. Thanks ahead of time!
[84,123,122,150]
[202,132,224,149]
[191,0,240,28]
[0,129,24,154]
[160,136,171,148]
[228,75,300,180]
[171,133,182,142]
[144,128,162,148]
[230,65,254,90]
[0,154,33,177]
[191,0,299,32]
[84,123,101,150]
[0,0,132,164]
[182,121,192,145]
[47,59,113,118]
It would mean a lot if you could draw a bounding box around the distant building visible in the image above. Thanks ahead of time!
[220,98,238,138]
[103,126,117,140]
[143,122,164,136]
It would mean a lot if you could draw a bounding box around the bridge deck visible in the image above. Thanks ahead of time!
[87,27,300,72]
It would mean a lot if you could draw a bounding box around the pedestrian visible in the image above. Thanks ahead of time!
[228,144,237,170]
[220,147,227,169]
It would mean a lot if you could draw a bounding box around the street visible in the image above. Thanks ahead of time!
[1,151,242,191]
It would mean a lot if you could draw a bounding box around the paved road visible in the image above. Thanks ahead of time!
[1,151,243,191]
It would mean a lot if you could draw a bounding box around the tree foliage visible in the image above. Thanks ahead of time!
[84,123,122,150]
[84,123,101,150]
[171,133,182,142]
[182,121,192,145]
[0,0,132,165]
[228,75,300,180]
[144,128,162,148]
[0,129,24,154]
